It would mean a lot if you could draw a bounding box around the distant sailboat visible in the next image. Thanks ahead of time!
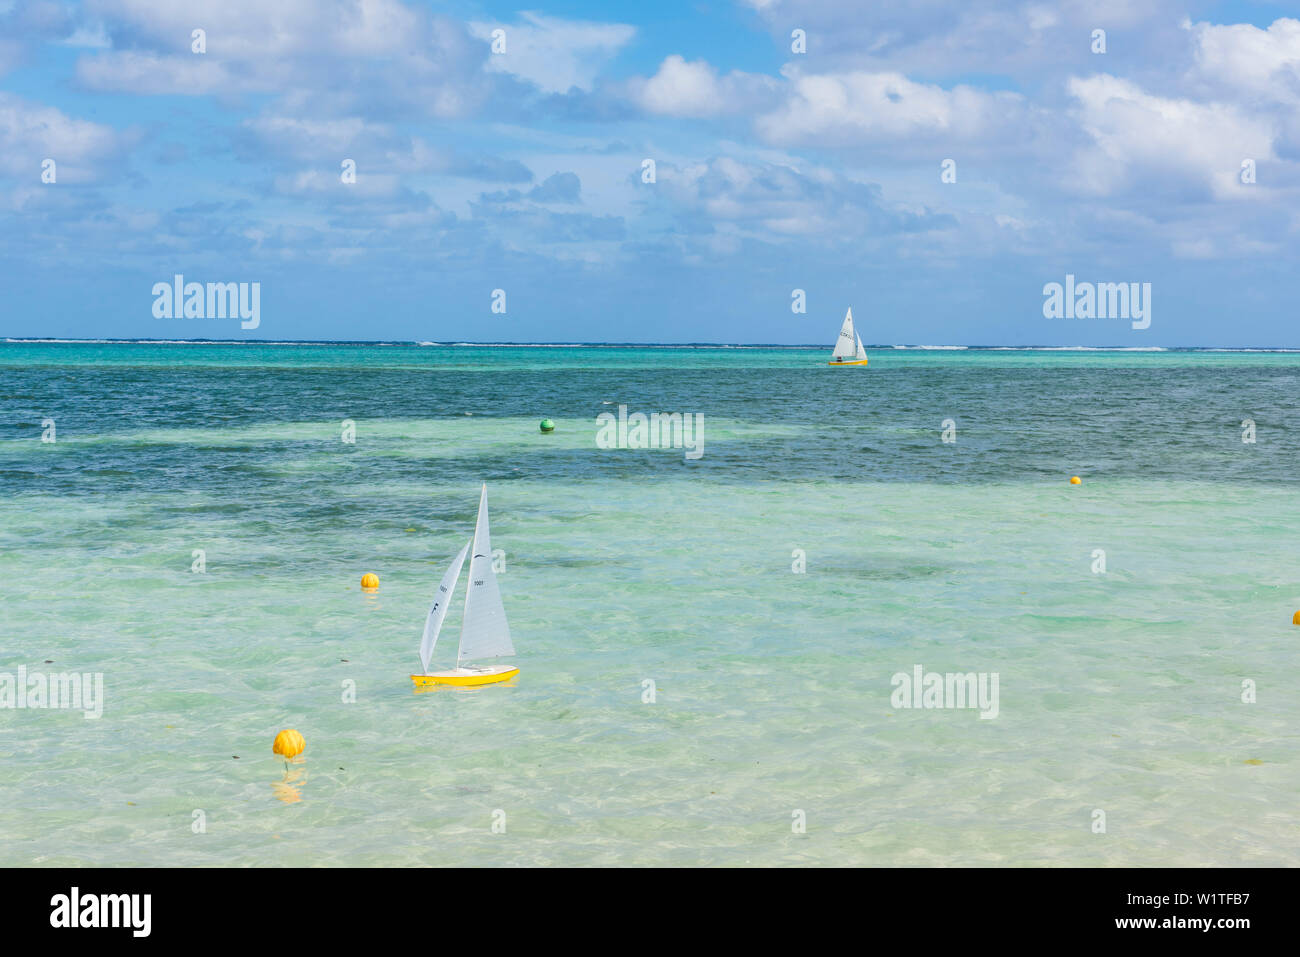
[410,484,519,688]
[828,307,868,366]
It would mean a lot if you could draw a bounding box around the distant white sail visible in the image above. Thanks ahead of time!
[458,484,514,664]
[855,332,867,360]
[831,308,856,359]
[419,538,471,674]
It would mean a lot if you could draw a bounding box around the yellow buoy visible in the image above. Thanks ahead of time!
[360,572,379,590]
[1292,610,1300,625]
[273,729,305,759]
[1069,476,1081,485]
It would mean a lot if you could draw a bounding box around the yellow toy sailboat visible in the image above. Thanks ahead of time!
[827,307,869,366]
[410,485,519,688]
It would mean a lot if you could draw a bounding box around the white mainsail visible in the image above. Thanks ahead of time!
[831,308,857,360]
[419,538,471,674]
[855,332,867,360]
[457,484,514,665]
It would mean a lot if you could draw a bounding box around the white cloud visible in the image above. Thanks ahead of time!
[755,68,1026,147]
[1066,74,1276,200]
[0,92,127,181]
[635,56,722,116]
[77,0,488,118]
[470,12,634,94]
[86,0,422,59]
[647,154,953,243]
[77,49,244,95]
[1187,17,1300,98]
[632,55,776,118]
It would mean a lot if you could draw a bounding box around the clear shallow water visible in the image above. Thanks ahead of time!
[1,343,1298,866]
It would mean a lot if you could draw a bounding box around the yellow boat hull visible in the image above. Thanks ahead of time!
[411,666,520,687]
[828,358,868,366]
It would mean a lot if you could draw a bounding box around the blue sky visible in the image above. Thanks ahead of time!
[1,0,1297,345]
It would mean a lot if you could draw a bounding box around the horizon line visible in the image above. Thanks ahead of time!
[4,338,1300,351]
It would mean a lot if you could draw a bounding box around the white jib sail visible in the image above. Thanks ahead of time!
[832,308,856,360]
[458,484,515,665]
[419,538,471,674]
[855,332,867,360]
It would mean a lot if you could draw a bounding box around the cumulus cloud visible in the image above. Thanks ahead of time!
[645,155,954,241]
[469,12,634,94]
[0,92,131,182]
[77,0,491,118]
[1066,74,1277,200]
[755,68,1029,151]
[631,55,777,117]
[1187,17,1300,99]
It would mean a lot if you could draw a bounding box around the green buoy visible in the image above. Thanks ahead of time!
[539,419,555,433]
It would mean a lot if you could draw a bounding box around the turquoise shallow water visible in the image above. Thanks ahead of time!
[1,344,1298,866]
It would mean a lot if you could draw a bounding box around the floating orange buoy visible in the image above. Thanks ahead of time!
[1069,476,1082,485]
[360,572,379,590]
[273,729,305,759]
[1292,610,1300,625]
